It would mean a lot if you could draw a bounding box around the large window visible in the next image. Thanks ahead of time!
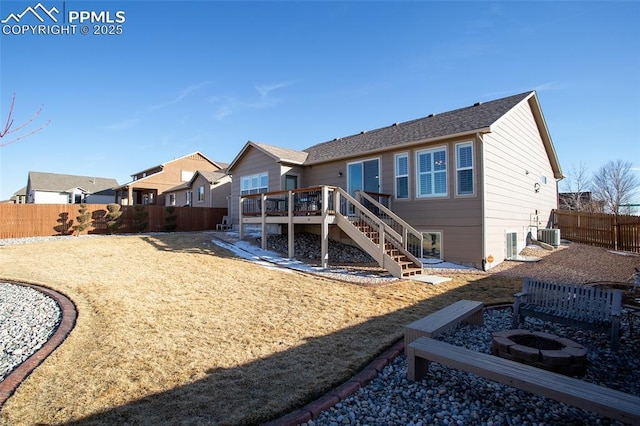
[416,147,447,197]
[197,186,205,202]
[456,142,474,196]
[395,153,409,199]
[241,172,268,195]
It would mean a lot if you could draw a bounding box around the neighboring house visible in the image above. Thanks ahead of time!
[10,186,27,204]
[558,192,603,212]
[114,152,227,206]
[227,91,563,274]
[164,169,231,208]
[26,172,119,204]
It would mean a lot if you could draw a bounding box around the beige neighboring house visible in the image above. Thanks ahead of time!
[227,91,563,274]
[26,172,119,204]
[114,152,227,206]
[164,169,231,208]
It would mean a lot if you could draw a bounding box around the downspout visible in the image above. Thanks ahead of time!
[478,132,488,271]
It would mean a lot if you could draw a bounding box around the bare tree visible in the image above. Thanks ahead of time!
[0,93,50,147]
[591,160,640,215]
[559,162,594,211]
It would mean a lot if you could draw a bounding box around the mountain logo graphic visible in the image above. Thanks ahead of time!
[1,3,59,24]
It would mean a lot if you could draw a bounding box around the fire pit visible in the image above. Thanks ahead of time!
[491,330,587,377]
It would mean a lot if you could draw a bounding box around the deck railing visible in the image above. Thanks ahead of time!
[357,191,424,258]
[240,186,335,218]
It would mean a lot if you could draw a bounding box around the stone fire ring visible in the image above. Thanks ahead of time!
[491,329,587,377]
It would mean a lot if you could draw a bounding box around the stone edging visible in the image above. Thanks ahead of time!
[0,282,77,409]
[262,304,511,425]
[262,340,405,426]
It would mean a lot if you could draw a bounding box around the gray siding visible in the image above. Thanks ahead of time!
[483,98,558,267]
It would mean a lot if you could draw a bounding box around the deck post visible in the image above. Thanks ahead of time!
[321,186,329,269]
[261,194,267,250]
[288,190,294,259]
[239,197,244,239]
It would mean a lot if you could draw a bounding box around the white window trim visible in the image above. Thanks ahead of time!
[394,152,409,200]
[416,146,448,198]
[197,186,205,203]
[455,141,475,197]
[240,172,268,195]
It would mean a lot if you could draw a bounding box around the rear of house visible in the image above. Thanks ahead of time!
[227,91,562,271]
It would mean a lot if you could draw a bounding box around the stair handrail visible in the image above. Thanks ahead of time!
[335,188,422,270]
[357,190,424,253]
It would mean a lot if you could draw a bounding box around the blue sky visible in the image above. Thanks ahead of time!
[0,1,638,201]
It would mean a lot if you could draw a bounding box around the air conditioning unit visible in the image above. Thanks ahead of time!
[537,228,561,247]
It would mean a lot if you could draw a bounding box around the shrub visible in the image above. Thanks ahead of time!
[164,206,178,232]
[133,205,149,232]
[71,203,92,236]
[105,203,123,234]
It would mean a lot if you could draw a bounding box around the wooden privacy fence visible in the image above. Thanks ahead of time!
[553,210,640,253]
[0,204,227,239]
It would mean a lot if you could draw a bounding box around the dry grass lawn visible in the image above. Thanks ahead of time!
[0,232,635,425]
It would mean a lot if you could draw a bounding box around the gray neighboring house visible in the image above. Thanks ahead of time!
[227,91,563,273]
[26,171,119,204]
[164,169,231,208]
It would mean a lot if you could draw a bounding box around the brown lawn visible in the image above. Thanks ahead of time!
[0,232,634,425]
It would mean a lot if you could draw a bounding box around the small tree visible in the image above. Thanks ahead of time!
[72,203,92,236]
[164,206,178,232]
[0,93,50,147]
[591,160,640,215]
[133,205,149,232]
[559,162,594,211]
[105,203,123,234]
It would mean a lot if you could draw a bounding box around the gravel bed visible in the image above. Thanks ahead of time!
[306,307,640,426]
[0,282,61,382]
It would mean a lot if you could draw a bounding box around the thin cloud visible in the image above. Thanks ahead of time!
[533,82,565,92]
[255,81,293,98]
[150,81,210,111]
[208,81,294,120]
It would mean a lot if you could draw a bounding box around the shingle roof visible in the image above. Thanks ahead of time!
[251,141,309,164]
[303,91,533,164]
[28,171,119,193]
[197,169,228,183]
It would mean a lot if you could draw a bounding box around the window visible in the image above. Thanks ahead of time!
[240,172,268,195]
[416,147,447,197]
[186,191,192,207]
[456,142,474,195]
[169,194,176,206]
[422,231,442,259]
[395,153,409,199]
[197,186,205,202]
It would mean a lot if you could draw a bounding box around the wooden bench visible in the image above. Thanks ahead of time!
[407,337,640,425]
[513,278,623,350]
[404,300,483,348]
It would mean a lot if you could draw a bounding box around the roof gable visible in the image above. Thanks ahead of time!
[28,172,119,193]
[303,92,533,164]
[133,151,225,176]
[227,141,308,173]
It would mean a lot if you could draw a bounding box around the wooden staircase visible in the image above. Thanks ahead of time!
[332,187,423,279]
[350,219,423,278]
